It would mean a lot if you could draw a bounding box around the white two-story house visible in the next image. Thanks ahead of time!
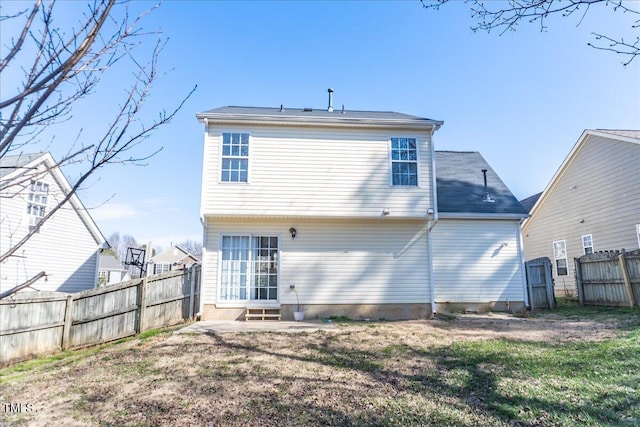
[197,103,528,320]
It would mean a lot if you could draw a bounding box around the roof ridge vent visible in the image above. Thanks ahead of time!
[303,107,313,112]
[481,169,495,203]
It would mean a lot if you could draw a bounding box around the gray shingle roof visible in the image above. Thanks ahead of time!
[519,192,542,213]
[594,129,640,140]
[99,253,124,270]
[197,106,443,126]
[435,151,527,215]
[0,152,45,179]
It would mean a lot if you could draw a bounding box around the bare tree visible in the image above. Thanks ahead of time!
[178,239,203,258]
[421,0,640,66]
[107,231,140,263]
[0,0,195,264]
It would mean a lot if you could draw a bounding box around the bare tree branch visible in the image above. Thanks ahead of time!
[0,0,197,261]
[421,0,640,65]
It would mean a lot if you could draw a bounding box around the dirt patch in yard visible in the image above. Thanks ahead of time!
[2,311,638,426]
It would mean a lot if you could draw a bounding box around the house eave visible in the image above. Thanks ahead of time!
[202,213,431,221]
[196,113,443,131]
[438,212,529,220]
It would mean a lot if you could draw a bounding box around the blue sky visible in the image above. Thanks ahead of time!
[3,1,639,251]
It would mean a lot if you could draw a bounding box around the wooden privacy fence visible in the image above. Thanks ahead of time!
[574,249,640,307]
[525,257,555,310]
[0,266,201,365]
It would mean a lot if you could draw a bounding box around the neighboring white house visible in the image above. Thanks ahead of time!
[196,103,528,320]
[98,251,131,286]
[147,244,200,276]
[521,129,640,295]
[0,152,107,294]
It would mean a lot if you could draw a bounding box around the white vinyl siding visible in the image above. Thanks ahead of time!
[202,218,430,307]
[431,219,525,303]
[0,165,101,293]
[522,134,640,292]
[201,126,433,218]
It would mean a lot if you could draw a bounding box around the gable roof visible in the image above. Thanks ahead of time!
[524,129,640,220]
[0,152,45,179]
[148,245,199,264]
[196,106,443,130]
[0,152,107,247]
[594,129,640,140]
[435,151,527,218]
[99,253,124,270]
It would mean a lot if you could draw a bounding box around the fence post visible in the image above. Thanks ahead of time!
[574,257,584,306]
[62,295,74,350]
[618,253,636,307]
[136,278,147,333]
[188,266,196,319]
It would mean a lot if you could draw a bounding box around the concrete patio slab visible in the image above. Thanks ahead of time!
[176,319,340,334]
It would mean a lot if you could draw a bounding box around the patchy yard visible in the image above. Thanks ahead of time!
[1,305,639,426]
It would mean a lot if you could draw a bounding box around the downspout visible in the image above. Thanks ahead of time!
[428,124,440,317]
[517,217,530,309]
[198,216,207,317]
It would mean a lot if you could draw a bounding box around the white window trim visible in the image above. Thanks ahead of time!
[388,136,421,187]
[155,263,171,275]
[636,224,640,248]
[553,239,568,276]
[582,234,594,255]
[218,131,251,184]
[216,233,281,305]
[26,180,49,230]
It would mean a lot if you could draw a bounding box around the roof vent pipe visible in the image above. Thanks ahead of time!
[280,104,284,112]
[328,88,334,112]
[482,169,495,203]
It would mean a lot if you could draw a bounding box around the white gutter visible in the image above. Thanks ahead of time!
[438,212,529,220]
[428,124,440,317]
[198,218,207,317]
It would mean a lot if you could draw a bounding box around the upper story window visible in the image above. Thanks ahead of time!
[582,234,594,255]
[26,180,49,218]
[221,132,249,182]
[391,137,418,186]
[154,263,171,275]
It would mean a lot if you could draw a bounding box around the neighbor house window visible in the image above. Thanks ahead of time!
[98,270,109,286]
[221,132,249,182]
[582,234,594,255]
[553,240,568,276]
[154,263,170,275]
[220,235,278,301]
[390,137,418,186]
[26,180,49,229]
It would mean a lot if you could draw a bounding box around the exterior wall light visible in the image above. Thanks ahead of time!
[289,227,297,239]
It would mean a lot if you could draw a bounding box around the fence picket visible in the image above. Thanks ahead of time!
[0,266,201,365]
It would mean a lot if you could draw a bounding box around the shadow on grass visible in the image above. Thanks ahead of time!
[188,328,639,426]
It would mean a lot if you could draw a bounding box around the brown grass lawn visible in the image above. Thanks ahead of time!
[1,305,639,426]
